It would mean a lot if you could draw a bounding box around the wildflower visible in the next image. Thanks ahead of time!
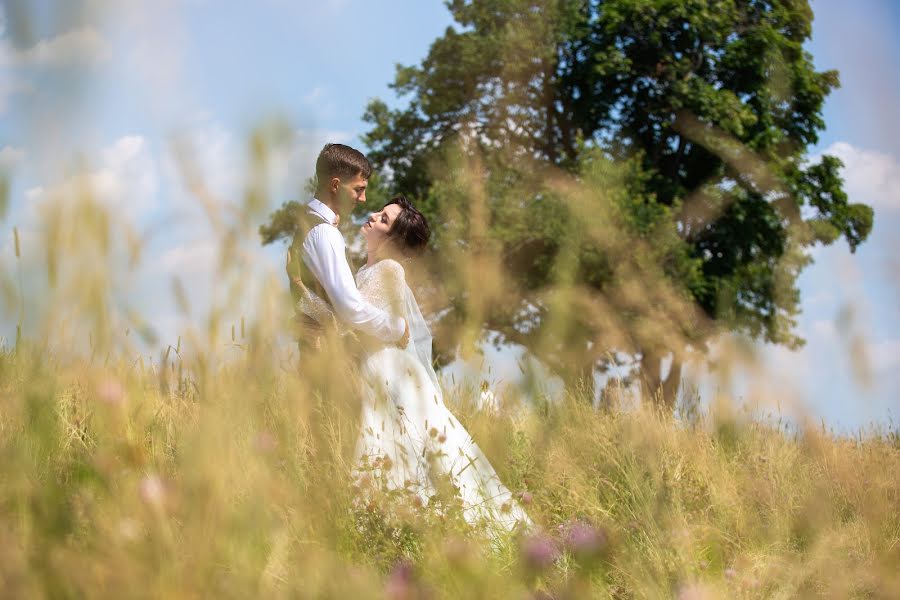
[724,567,737,579]
[521,534,559,571]
[519,491,533,505]
[139,474,165,509]
[443,536,473,567]
[384,559,416,600]
[253,431,277,453]
[677,583,714,600]
[97,377,125,406]
[563,521,607,558]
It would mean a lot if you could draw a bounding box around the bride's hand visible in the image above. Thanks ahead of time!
[397,319,410,348]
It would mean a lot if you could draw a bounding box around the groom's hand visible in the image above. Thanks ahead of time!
[286,247,301,285]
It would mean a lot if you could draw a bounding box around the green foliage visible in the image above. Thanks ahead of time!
[338,0,874,403]
[258,200,306,246]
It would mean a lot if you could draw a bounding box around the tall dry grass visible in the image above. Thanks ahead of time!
[0,332,898,598]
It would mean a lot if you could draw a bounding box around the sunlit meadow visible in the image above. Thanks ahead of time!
[0,125,897,598]
[1,3,899,600]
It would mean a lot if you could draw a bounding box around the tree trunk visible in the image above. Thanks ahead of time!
[641,348,682,412]
[662,357,683,412]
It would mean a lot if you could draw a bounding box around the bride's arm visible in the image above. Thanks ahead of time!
[376,260,409,317]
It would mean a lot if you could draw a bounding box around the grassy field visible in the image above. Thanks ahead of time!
[1,339,897,599]
[2,2,897,595]
[1,118,896,599]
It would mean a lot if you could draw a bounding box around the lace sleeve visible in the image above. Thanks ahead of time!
[373,259,408,318]
[296,289,338,327]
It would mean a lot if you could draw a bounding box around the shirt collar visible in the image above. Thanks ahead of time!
[307,198,337,224]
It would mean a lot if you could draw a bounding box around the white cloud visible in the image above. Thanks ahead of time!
[162,118,357,222]
[811,319,837,340]
[0,145,25,170]
[0,26,109,114]
[24,135,160,222]
[821,142,900,213]
[158,239,218,278]
[102,136,145,168]
[298,128,353,147]
[867,338,900,373]
[101,0,191,120]
[163,116,243,214]
[266,128,355,200]
[764,343,811,382]
[0,27,110,68]
[21,27,109,67]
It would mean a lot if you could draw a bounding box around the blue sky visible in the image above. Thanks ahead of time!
[0,0,897,431]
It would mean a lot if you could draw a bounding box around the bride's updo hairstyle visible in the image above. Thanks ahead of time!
[384,195,430,257]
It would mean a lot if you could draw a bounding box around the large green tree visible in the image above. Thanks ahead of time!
[263,0,873,407]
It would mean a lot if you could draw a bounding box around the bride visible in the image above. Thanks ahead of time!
[350,195,530,532]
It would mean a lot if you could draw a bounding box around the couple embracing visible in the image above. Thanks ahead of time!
[286,143,530,532]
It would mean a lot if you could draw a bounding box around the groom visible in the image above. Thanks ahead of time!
[286,143,409,354]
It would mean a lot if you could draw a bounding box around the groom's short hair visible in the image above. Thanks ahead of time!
[316,143,372,182]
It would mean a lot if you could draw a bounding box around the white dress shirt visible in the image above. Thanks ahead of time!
[301,198,405,342]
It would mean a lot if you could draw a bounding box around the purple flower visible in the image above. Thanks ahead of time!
[443,536,472,566]
[521,534,559,571]
[384,560,415,600]
[563,521,607,557]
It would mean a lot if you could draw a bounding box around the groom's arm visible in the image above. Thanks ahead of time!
[302,225,406,343]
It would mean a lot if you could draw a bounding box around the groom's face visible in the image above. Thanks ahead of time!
[334,172,368,212]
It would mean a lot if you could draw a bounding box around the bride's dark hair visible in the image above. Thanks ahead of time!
[384,195,430,256]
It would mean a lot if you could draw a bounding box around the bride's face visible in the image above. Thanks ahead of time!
[360,203,402,254]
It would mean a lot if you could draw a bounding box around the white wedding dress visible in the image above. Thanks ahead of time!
[351,259,530,532]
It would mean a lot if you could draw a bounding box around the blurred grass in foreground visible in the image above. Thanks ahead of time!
[0,335,898,597]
